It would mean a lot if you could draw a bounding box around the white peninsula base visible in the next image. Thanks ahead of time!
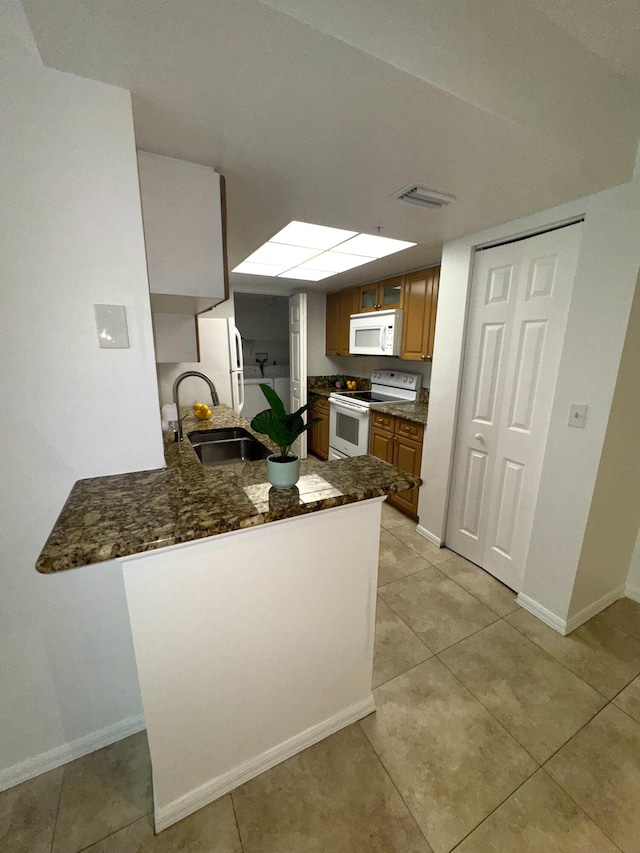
[120,498,382,831]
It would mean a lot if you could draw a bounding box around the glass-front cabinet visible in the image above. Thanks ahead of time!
[357,276,403,312]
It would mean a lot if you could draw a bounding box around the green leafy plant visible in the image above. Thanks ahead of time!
[251,384,322,460]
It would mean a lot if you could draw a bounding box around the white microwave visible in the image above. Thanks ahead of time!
[349,309,403,356]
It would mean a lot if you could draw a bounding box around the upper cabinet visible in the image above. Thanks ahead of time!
[357,275,403,313]
[137,152,229,314]
[400,266,440,361]
[326,287,359,357]
[326,266,440,361]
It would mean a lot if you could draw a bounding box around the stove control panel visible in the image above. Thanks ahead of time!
[371,369,422,392]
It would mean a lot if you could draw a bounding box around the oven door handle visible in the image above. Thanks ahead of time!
[330,399,368,415]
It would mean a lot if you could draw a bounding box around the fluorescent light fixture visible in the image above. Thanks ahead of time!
[232,221,417,280]
[338,233,416,258]
[278,268,334,281]
[233,261,290,276]
[245,242,320,267]
[303,251,375,273]
[270,221,357,250]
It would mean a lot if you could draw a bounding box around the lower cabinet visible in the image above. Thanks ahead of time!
[370,414,423,518]
[308,396,330,460]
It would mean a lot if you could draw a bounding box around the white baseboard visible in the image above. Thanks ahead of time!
[517,584,627,636]
[416,525,442,547]
[154,695,376,832]
[0,715,146,793]
[626,582,640,603]
[564,585,626,633]
[516,593,567,635]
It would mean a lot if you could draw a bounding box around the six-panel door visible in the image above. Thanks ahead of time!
[445,224,582,591]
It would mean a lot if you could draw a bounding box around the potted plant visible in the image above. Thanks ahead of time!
[251,384,322,489]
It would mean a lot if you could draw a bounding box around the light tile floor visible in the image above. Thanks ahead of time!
[3,503,640,852]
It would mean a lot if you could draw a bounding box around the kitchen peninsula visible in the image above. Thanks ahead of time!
[36,405,420,831]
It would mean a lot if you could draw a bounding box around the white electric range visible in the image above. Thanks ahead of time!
[328,369,422,459]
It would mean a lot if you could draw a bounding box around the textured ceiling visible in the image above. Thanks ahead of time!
[20,0,640,293]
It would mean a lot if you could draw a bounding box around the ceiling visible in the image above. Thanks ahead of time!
[20,0,640,294]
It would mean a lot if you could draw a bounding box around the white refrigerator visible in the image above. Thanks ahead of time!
[195,317,244,413]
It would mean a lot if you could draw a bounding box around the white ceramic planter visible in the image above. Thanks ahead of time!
[267,454,300,489]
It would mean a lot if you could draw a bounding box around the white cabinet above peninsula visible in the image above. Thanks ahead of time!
[138,151,229,315]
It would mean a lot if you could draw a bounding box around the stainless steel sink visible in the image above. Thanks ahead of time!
[187,428,271,467]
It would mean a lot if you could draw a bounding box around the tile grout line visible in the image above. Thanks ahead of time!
[447,767,541,852]
[435,651,543,769]
[376,592,435,653]
[229,792,246,853]
[356,720,435,851]
[382,528,518,621]
[535,769,625,853]
[366,645,542,851]
[373,655,436,691]
[503,615,614,700]
[49,764,66,853]
[435,619,609,765]
[539,722,627,853]
[377,560,435,591]
[74,812,153,853]
[504,612,640,700]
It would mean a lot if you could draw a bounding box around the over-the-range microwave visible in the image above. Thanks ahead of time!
[349,309,403,356]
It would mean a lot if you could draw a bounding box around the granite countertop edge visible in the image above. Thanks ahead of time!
[36,405,421,574]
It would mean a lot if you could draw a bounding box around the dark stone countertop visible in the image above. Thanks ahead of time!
[372,401,429,425]
[36,405,421,574]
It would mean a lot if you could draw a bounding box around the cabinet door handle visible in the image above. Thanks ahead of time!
[421,354,427,360]
[404,426,411,432]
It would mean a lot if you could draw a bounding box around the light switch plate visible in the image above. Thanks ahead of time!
[568,403,587,429]
[94,304,130,349]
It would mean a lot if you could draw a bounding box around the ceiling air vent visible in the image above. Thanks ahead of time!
[393,184,456,210]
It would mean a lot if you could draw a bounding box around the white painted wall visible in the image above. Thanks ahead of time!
[568,272,640,619]
[421,174,640,625]
[0,61,164,786]
[122,500,380,828]
[306,290,433,386]
[627,528,640,602]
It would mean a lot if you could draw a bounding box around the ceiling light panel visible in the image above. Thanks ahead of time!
[232,261,290,276]
[269,221,357,250]
[277,268,334,281]
[338,233,417,258]
[303,251,375,272]
[245,242,320,267]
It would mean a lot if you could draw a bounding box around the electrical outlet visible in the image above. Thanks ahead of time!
[568,403,587,429]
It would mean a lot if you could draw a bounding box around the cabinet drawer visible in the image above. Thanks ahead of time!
[371,412,395,431]
[395,418,423,441]
[314,397,330,413]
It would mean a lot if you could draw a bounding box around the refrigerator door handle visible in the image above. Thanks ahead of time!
[236,371,245,412]
[233,325,244,372]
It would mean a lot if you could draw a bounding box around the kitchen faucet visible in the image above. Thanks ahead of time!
[172,371,220,441]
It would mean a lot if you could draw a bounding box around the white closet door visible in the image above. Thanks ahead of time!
[446,224,582,591]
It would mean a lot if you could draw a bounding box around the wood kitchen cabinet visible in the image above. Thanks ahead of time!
[358,276,404,313]
[325,287,359,356]
[308,396,330,460]
[138,151,229,314]
[326,266,440,362]
[369,414,424,518]
[401,266,440,361]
